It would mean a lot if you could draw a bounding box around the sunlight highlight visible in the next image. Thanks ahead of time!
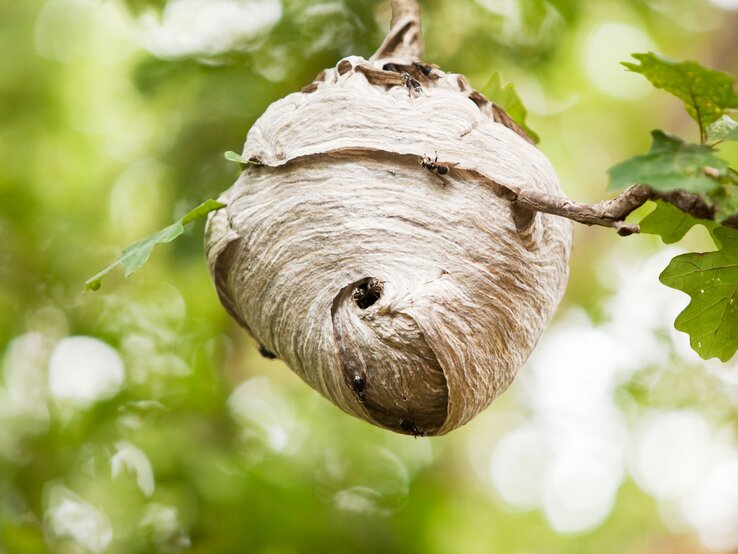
[44,486,113,554]
[228,377,298,454]
[111,441,156,497]
[48,337,124,406]
[582,22,655,99]
[137,0,282,58]
[709,0,738,9]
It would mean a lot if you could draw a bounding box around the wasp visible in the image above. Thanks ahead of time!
[411,62,434,77]
[351,374,367,402]
[258,345,277,359]
[419,153,454,176]
[402,72,424,95]
[399,417,426,438]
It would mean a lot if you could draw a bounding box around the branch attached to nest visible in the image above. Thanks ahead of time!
[376,0,718,238]
[500,184,716,236]
[390,0,421,26]
[373,0,424,60]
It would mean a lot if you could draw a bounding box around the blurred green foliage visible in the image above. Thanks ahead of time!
[482,72,540,142]
[1,1,737,553]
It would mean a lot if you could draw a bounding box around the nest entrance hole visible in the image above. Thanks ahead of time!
[353,278,383,309]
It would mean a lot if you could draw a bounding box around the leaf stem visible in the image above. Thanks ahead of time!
[691,91,707,144]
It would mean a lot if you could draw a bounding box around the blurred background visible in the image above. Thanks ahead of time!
[1,0,738,552]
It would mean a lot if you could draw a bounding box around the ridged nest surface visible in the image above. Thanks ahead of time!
[206,48,572,436]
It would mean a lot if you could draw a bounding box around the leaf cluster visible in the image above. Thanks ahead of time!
[608,52,738,361]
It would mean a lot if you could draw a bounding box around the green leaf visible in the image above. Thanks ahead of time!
[181,198,227,225]
[224,151,248,164]
[607,130,729,193]
[224,150,261,170]
[118,221,184,279]
[707,115,738,144]
[710,178,738,223]
[660,225,738,362]
[85,199,226,291]
[639,200,715,244]
[481,72,540,143]
[623,52,738,141]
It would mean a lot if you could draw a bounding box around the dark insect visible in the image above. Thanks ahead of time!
[412,61,433,76]
[353,278,383,309]
[419,153,452,176]
[352,374,367,402]
[399,417,426,437]
[402,72,423,95]
[258,345,277,359]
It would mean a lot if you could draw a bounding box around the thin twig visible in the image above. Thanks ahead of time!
[501,184,716,236]
[372,0,716,236]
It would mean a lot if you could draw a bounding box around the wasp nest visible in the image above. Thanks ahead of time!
[205,7,572,436]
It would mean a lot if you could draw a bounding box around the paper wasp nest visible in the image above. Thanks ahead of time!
[206,41,572,436]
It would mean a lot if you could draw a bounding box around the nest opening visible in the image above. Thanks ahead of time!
[352,278,383,309]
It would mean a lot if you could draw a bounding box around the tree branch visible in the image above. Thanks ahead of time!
[372,0,424,60]
[390,0,421,27]
[372,0,720,238]
[500,184,716,236]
